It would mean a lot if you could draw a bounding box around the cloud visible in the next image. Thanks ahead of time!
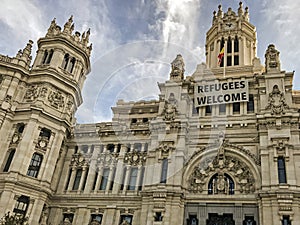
[260,0,300,88]
[0,0,44,55]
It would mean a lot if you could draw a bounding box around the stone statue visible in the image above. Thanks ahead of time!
[170,54,185,80]
[265,44,280,72]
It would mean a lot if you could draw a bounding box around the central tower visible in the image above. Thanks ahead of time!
[206,2,257,69]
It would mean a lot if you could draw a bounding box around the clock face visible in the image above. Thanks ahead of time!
[224,22,236,30]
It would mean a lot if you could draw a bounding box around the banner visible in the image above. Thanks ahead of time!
[194,80,248,107]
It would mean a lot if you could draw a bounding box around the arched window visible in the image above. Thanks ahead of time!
[40,127,51,140]
[3,149,16,172]
[68,57,76,73]
[42,50,48,64]
[227,37,232,53]
[42,49,54,64]
[27,153,43,178]
[13,195,30,216]
[46,49,53,64]
[234,36,239,52]
[208,173,234,195]
[62,53,70,70]
[234,36,239,65]
[17,123,25,133]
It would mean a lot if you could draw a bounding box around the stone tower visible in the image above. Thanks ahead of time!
[0,16,91,224]
[206,2,257,70]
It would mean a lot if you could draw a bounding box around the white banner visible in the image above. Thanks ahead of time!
[194,80,249,107]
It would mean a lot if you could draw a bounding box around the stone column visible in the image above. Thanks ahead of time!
[135,166,142,192]
[94,167,103,192]
[106,166,115,192]
[78,166,88,192]
[67,167,76,191]
[112,162,125,194]
[28,198,45,225]
[122,166,131,193]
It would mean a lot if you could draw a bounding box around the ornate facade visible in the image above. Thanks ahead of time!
[0,3,300,225]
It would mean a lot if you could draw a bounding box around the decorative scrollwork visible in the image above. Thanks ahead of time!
[48,90,64,109]
[124,150,147,166]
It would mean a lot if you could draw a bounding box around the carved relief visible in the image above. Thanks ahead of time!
[48,90,65,109]
[24,85,40,101]
[124,150,147,166]
[71,153,90,167]
[35,136,49,150]
[266,85,288,114]
[188,141,256,194]
[157,141,175,158]
[40,87,48,98]
[98,152,118,166]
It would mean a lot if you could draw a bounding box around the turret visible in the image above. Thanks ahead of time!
[206,2,256,69]
[32,16,92,91]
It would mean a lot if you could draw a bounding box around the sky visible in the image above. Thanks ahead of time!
[0,0,299,124]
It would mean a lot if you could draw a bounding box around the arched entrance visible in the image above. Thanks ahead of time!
[183,140,261,225]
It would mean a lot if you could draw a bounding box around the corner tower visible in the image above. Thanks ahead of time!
[206,2,257,69]
[0,16,91,225]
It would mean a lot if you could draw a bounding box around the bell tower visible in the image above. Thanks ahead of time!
[206,2,257,69]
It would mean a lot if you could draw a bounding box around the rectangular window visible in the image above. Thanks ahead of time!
[282,215,291,225]
[247,94,254,113]
[278,157,287,184]
[109,168,116,190]
[100,168,110,190]
[107,144,115,153]
[160,158,168,184]
[219,104,226,115]
[233,102,240,114]
[72,168,82,190]
[63,213,74,223]
[120,215,133,225]
[3,149,15,172]
[234,55,239,65]
[65,168,72,190]
[128,167,138,190]
[91,214,103,224]
[205,105,212,115]
[227,56,232,66]
[187,215,198,225]
[92,171,98,190]
[27,153,43,178]
[13,195,30,216]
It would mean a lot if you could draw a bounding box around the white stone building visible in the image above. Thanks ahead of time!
[0,3,299,225]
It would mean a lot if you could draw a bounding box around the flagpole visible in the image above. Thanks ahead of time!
[223,46,226,78]
[223,62,226,78]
